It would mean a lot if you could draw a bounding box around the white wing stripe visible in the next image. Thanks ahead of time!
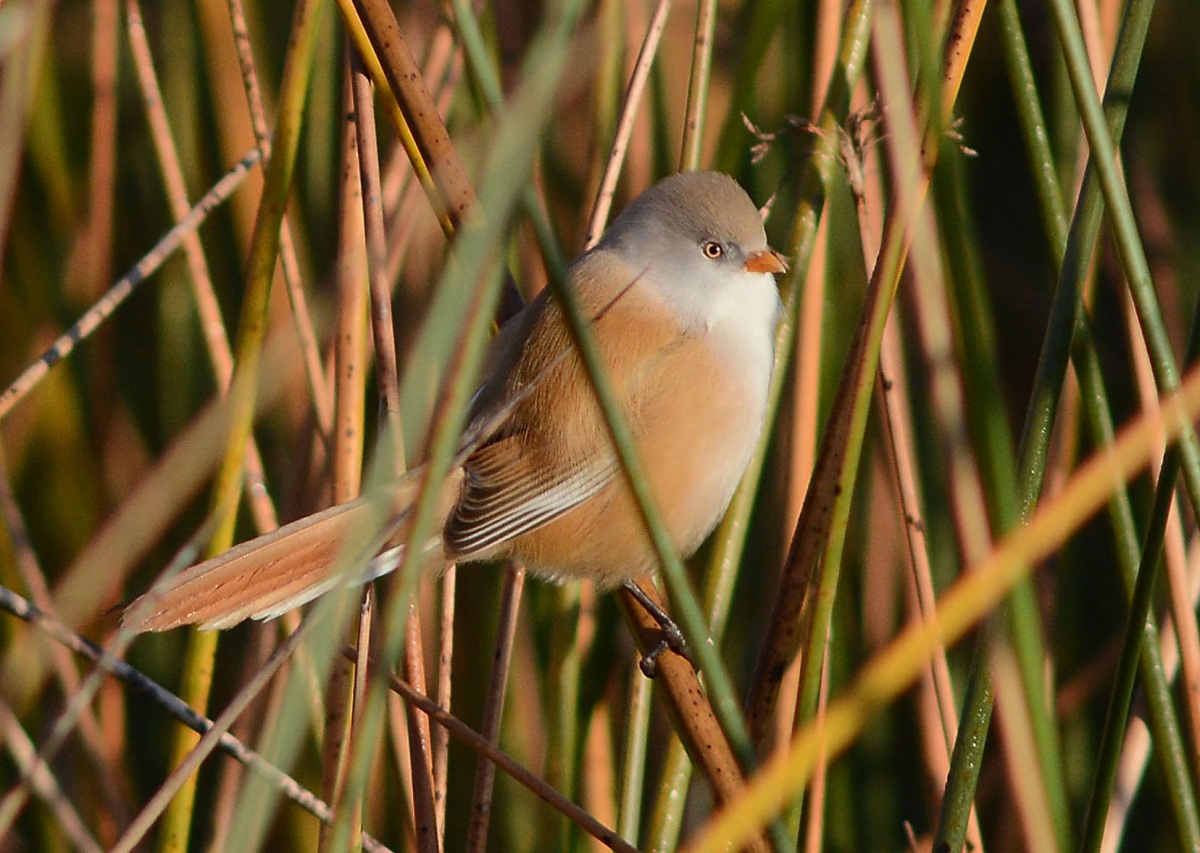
[451,458,616,553]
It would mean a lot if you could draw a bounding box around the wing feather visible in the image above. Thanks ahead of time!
[444,435,616,558]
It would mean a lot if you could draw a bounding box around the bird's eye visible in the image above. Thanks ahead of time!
[701,241,724,259]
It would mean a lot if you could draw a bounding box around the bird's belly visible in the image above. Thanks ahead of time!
[509,347,766,586]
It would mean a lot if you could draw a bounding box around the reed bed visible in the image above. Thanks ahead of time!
[2,0,1199,850]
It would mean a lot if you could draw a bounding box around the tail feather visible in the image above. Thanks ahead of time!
[125,468,461,632]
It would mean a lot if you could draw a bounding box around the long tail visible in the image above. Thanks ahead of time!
[124,467,461,632]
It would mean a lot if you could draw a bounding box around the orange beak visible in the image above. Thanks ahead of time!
[744,248,788,275]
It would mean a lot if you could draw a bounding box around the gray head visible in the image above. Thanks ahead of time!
[597,171,782,333]
[601,171,770,268]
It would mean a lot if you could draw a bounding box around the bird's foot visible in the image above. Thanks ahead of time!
[622,579,692,677]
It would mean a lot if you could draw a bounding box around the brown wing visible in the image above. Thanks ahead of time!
[443,249,685,563]
[444,431,617,559]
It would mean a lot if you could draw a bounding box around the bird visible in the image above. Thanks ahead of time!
[125,171,786,634]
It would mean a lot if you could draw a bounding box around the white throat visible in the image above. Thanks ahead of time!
[647,262,781,409]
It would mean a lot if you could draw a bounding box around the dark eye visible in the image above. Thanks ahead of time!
[701,241,724,259]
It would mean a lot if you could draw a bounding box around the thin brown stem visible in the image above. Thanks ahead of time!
[404,604,441,853]
[320,58,372,851]
[617,581,771,853]
[433,566,455,834]
[351,647,640,853]
[125,0,280,534]
[226,0,334,446]
[584,0,670,248]
[465,563,525,853]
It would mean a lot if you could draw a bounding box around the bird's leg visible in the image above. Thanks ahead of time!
[621,579,692,677]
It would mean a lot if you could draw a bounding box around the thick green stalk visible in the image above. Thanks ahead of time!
[1050,0,1200,593]
[688,362,1200,853]
[541,187,791,849]
[933,126,1070,851]
[934,0,1200,846]
[743,0,874,739]
[327,3,589,848]
[1081,276,1200,850]
[618,669,653,843]
[1071,319,1200,849]
[712,0,797,172]
[159,0,327,848]
[678,0,716,170]
[1042,0,1200,846]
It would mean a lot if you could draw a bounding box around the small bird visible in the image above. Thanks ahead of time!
[126,171,786,633]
